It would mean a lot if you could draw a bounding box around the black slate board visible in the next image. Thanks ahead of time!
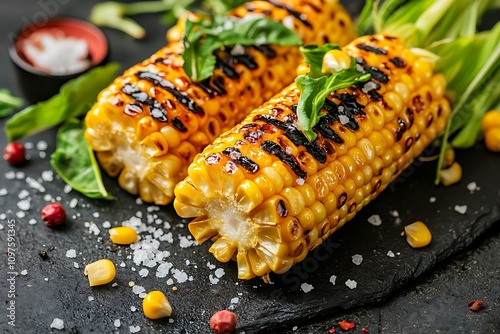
[1,1,499,333]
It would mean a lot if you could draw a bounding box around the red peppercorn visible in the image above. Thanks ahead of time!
[41,203,66,227]
[4,142,26,165]
[468,300,485,311]
[209,310,237,334]
[338,320,356,331]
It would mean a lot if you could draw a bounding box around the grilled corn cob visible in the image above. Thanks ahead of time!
[173,34,451,279]
[84,0,356,205]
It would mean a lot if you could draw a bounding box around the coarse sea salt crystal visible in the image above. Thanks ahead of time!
[231,297,240,304]
[345,279,357,289]
[114,319,121,327]
[351,254,363,265]
[21,269,28,275]
[329,275,337,285]
[41,170,54,182]
[5,171,15,179]
[17,199,31,211]
[429,197,437,203]
[387,250,395,258]
[63,184,72,194]
[36,140,48,151]
[172,269,188,283]
[102,221,111,229]
[132,285,145,295]
[74,262,79,269]
[69,198,78,208]
[367,214,382,226]
[301,283,314,293]
[129,325,141,333]
[214,268,225,278]
[66,249,77,258]
[139,269,149,278]
[50,318,64,330]
[156,262,172,278]
[467,182,478,193]
[18,189,30,199]
[29,218,37,225]
[0,188,7,196]
[454,205,467,214]
[130,306,137,312]
[16,211,26,218]
[89,224,100,236]
[15,171,25,179]
[88,296,94,302]
[209,274,219,285]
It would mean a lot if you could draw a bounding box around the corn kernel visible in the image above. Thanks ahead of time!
[439,161,462,186]
[84,259,116,286]
[404,221,432,248]
[322,50,351,74]
[481,110,500,132]
[484,128,500,152]
[109,226,138,245]
[142,290,172,319]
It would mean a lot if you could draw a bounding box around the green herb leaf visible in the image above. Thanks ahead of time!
[299,44,340,78]
[296,59,371,142]
[183,15,301,82]
[51,119,114,200]
[0,89,23,118]
[5,62,120,142]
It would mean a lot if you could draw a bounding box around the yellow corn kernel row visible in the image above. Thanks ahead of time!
[174,34,451,279]
[84,0,356,205]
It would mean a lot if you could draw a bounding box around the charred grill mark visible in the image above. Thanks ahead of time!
[261,140,307,178]
[205,153,222,165]
[389,57,406,68]
[255,115,326,164]
[124,103,143,116]
[122,84,167,122]
[337,193,347,208]
[315,120,344,144]
[172,117,187,132]
[267,0,312,28]
[277,200,288,217]
[252,45,277,58]
[215,55,239,79]
[356,44,387,55]
[396,118,407,141]
[405,137,414,152]
[356,58,389,83]
[223,48,258,70]
[136,71,205,115]
[368,89,382,101]
[222,147,260,173]
[212,77,227,95]
[405,108,415,128]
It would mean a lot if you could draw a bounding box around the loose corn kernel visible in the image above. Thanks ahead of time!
[142,290,172,319]
[439,161,462,186]
[443,147,455,168]
[109,226,138,245]
[484,128,500,152]
[481,110,500,132]
[322,50,351,74]
[404,221,432,248]
[84,259,116,286]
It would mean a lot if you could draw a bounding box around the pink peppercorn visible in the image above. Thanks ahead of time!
[3,142,26,165]
[209,310,237,334]
[41,203,66,227]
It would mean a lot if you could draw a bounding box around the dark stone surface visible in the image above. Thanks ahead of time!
[0,1,499,334]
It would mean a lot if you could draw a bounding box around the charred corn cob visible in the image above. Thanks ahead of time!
[84,0,356,205]
[173,34,451,279]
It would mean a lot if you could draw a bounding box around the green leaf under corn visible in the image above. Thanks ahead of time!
[299,44,340,78]
[0,89,23,118]
[51,119,114,200]
[5,62,120,142]
[183,15,301,82]
[295,52,371,142]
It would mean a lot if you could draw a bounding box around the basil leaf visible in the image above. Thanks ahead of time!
[0,89,23,118]
[183,16,301,82]
[51,119,114,200]
[296,61,371,142]
[5,62,120,142]
[299,44,340,78]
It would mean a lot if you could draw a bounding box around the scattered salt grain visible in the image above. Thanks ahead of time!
[41,170,54,182]
[88,296,94,301]
[345,279,357,289]
[24,142,34,149]
[231,297,240,304]
[39,151,46,159]
[296,178,305,185]
[102,221,111,229]
[429,197,437,203]
[73,262,79,269]
[209,274,219,285]
[156,262,173,278]
[44,194,52,201]
[20,269,28,275]
[139,269,149,278]
[50,318,64,330]
[467,182,478,193]
[5,171,15,179]
[130,306,137,312]
[0,224,4,230]
[339,115,350,125]
[88,223,100,236]
[178,235,195,248]
[301,283,314,293]
[29,218,37,225]
[36,140,48,151]
[26,177,45,192]
[0,188,7,196]
[166,278,174,286]
[172,269,189,284]
[69,198,78,208]
[351,254,363,265]
[15,171,25,179]
[367,214,382,226]
[17,199,31,211]
[114,319,121,328]
[362,80,378,93]
[230,44,245,56]
[132,285,146,295]
[63,184,72,194]
[454,205,467,215]
[215,268,225,279]
[112,283,118,288]
[387,251,395,258]
[129,325,141,333]
[282,15,295,30]
[93,212,100,218]
[389,210,399,217]
[16,211,26,218]
[329,275,337,285]
[66,249,77,258]
[18,189,30,199]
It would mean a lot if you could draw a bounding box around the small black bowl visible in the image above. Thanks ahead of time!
[8,17,109,104]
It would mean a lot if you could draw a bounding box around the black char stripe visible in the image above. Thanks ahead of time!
[255,115,327,164]
[136,71,205,115]
[267,0,312,28]
[172,117,187,132]
[215,55,239,79]
[252,45,277,58]
[222,147,260,173]
[356,58,389,83]
[122,84,167,122]
[261,140,307,179]
[389,57,406,68]
[322,98,361,132]
[356,44,387,55]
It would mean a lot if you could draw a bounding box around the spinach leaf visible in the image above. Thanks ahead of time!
[51,119,114,200]
[5,62,120,142]
[183,15,301,82]
[299,44,340,78]
[0,89,23,118]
